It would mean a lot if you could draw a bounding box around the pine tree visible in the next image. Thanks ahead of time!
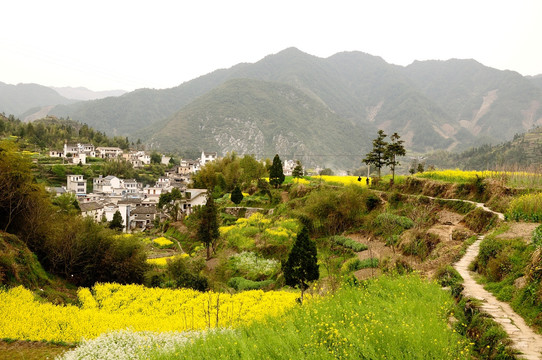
[283,226,319,303]
[109,210,124,231]
[386,132,406,183]
[230,185,244,205]
[292,161,304,182]
[363,130,388,178]
[197,194,220,259]
[269,154,285,189]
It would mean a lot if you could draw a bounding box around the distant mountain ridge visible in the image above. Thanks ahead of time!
[51,86,126,101]
[48,48,542,165]
[3,48,542,169]
[0,82,74,117]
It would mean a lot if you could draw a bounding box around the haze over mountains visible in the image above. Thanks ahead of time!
[2,48,542,168]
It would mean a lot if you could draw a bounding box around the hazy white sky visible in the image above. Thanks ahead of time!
[1,0,541,91]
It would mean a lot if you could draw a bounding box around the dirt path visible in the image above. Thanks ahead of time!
[454,237,542,359]
[425,196,505,220]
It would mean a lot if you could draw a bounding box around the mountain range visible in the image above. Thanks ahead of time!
[3,48,542,169]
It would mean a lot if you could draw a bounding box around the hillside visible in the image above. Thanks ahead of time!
[0,82,74,117]
[46,48,542,161]
[404,59,542,144]
[144,78,369,168]
[425,125,542,170]
[527,74,542,89]
[0,232,51,290]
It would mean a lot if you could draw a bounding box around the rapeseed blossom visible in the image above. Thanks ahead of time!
[0,284,301,343]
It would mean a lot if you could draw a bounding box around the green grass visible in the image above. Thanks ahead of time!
[149,275,472,359]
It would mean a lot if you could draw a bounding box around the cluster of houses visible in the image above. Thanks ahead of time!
[53,143,310,232]
[49,142,176,166]
[55,149,219,232]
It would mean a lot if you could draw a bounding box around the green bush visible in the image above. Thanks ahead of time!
[227,277,274,291]
[365,193,381,211]
[292,186,368,235]
[331,235,368,252]
[475,237,504,272]
[166,256,208,291]
[400,231,440,260]
[435,265,463,287]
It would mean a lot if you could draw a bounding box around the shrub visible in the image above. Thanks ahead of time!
[341,257,378,273]
[435,265,463,287]
[167,257,208,291]
[294,186,368,235]
[388,191,405,208]
[365,193,381,211]
[475,237,504,272]
[331,235,368,252]
[227,277,274,291]
[400,231,440,260]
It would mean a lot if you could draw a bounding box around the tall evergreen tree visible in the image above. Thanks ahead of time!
[197,194,220,259]
[230,185,244,205]
[292,161,304,182]
[109,210,124,231]
[363,130,388,178]
[269,154,285,188]
[283,226,319,303]
[386,132,406,183]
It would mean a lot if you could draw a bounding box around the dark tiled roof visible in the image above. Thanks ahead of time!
[131,206,157,215]
[79,202,103,212]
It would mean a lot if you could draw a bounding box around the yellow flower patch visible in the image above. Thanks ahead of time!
[0,284,303,343]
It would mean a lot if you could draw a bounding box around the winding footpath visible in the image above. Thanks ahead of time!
[453,201,542,359]
[426,196,505,221]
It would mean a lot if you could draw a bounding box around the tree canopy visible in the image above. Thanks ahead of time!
[269,154,285,189]
[292,161,304,181]
[197,194,220,259]
[363,130,388,178]
[230,186,244,205]
[386,132,406,183]
[109,210,124,231]
[283,226,319,302]
[363,130,406,180]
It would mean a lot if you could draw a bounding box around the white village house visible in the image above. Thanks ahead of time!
[199,151,217,166]
[66,175,87,195]
[96,147,123,159]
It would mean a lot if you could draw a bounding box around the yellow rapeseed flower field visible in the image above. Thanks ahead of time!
[152,237,174,247]
[146,254,189,266]
[312,175,370,187]
[415,169,542,188]
[0,284,303,343]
